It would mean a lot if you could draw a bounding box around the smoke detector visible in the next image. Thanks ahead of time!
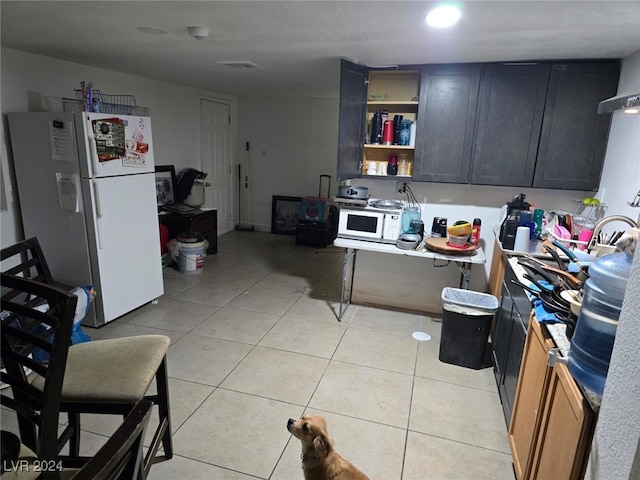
[187,26,210,40]
[216,61,262,70]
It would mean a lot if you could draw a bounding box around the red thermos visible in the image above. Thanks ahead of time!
[471,218,482,246]
[382,120,394,145]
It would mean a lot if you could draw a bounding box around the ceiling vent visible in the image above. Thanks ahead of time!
[216,61,262,70]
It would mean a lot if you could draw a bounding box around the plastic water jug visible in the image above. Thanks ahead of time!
[568,252,633,395]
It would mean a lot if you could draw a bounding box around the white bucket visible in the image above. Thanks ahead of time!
[177,241,206,275]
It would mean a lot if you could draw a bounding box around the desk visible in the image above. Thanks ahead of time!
[334,237,486,321]
[158,209,217,254]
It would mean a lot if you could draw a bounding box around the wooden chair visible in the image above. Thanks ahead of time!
[2,238,173,478]
[1,274,78,480]
[1,237,54,284]
[69,400,153,480]
[0,399,153,480]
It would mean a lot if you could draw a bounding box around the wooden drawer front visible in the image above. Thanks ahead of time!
[191,214,215,236]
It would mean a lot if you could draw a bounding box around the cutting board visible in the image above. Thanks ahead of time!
[425,237,478,255]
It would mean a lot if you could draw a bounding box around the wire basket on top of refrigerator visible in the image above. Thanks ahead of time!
[72,90,150,116]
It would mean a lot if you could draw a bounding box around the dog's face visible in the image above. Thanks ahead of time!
[287,415,333,457]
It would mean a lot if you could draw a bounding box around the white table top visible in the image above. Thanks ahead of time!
[333,237,486,264]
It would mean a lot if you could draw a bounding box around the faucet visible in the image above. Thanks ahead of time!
[587,215,639,252]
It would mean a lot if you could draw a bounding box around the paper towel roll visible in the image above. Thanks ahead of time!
[514,226,531,253]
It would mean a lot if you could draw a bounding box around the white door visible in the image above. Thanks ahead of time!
[200,99,233,233]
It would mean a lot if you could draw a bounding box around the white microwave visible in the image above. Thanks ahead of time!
[337,206,402,243]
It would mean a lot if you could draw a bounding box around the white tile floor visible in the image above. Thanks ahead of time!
[2,231,515,479]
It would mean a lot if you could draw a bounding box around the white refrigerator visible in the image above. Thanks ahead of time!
[7,111,164,327]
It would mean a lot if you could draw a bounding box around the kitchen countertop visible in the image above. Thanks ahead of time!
[508,257,602,409]
[334,237,486,264]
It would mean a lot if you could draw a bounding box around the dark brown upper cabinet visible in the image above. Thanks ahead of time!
[413,64,481,183]
[470,64,551,187]
[533,62,620,191]
[337,59,368,181]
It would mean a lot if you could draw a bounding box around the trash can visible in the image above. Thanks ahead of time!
[439,287,499,369]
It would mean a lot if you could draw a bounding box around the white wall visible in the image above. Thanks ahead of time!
[595,49,640,230]
[586,247,640,480]
[0,47,237,249]
[586,48,640,480]
[236,96,339,230]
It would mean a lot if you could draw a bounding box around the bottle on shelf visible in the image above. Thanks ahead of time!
[398,153,410,176]
[382,120,394,145]
[387,155,398,175]
[393,115,403,144]
[398,119,413,146]
[370,111,383,144]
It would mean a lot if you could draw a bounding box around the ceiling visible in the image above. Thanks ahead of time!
[2,1,640,98]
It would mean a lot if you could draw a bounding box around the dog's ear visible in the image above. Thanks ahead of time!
[313,432,333,458]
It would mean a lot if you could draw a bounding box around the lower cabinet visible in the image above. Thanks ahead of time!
[158,209,218,254]
[488,239,506,301]
[493,259,529,425]
[509,318,596,480]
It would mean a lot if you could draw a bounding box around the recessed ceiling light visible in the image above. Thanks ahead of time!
[426,5,461,28]
[136,26,168,35]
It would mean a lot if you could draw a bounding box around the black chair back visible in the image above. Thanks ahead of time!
[1,273,77,476]
[70,400,152,480]
[1,237,54,285]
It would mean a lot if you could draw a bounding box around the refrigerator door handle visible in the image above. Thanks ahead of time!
[93,180,104,249]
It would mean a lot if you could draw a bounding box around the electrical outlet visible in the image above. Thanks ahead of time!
[397,181,407,193]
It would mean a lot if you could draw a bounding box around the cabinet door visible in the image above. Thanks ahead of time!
[337,59,368,181]
[413,64,481,183]
[533,62,620,190]
[531,363,595,480]
[487,239,506,300]
[470,64,550,186]
[492,281,514,387]
[509,319,554,480]
[503,314,527,424]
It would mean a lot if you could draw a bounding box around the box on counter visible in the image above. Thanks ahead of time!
[300,196,329,222]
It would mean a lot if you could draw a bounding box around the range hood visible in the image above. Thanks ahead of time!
[597,92,640,114]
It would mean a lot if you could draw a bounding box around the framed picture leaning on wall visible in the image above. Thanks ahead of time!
[154,165,177,207]
[271,195,302,235]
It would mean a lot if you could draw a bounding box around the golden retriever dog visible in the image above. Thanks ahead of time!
[287,415,369,480]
